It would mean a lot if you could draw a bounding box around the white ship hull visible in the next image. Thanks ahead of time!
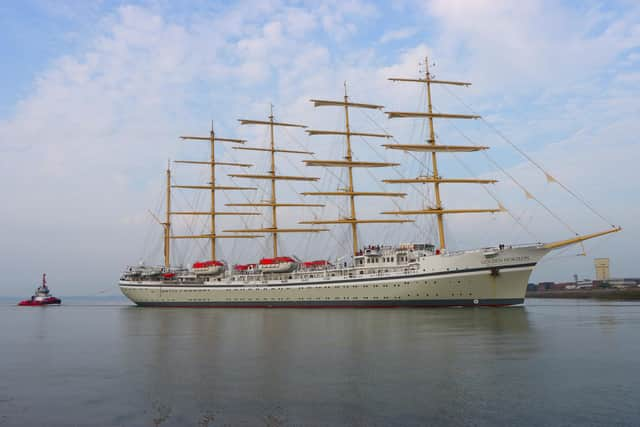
[119,245,548,308]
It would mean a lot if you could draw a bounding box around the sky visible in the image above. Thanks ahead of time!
[1,0,639,296]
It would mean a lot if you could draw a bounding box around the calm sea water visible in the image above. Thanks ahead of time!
[0,297,638,426]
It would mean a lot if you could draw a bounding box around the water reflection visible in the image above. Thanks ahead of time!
[3,299,640,425]
[118,307,537,425]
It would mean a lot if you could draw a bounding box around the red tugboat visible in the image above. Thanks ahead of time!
[18,274,61,306]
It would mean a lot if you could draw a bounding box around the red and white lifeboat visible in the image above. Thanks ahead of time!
[257,256,297,273]
[192,260,225,275]
[302,260,331,270]
[234,263,257,273]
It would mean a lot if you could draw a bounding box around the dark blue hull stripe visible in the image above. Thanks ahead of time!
[121,262,537,289]
[134,298,525,308]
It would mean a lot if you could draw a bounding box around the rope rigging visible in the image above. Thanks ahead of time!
[434,104,581,237]
[440,84,617,229]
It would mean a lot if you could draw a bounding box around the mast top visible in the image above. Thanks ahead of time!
[388,56,472,87]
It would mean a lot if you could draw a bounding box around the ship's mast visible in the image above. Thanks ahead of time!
[209,127,216,259]
[164,163,171,267]
[299,83,413,256]
[383,57,503,249]
[224,107,327,257]
[171,123,263,260]
[268,107,278,256]
[148,164,173,267]
[342,84,358,255]
[424,60,445,248]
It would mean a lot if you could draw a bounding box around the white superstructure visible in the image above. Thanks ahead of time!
[120,244,549,307]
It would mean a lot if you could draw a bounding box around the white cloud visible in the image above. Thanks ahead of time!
[0,1,638,294]
[379,27,418,43]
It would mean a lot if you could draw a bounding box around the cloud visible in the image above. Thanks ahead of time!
[0,0,639,294]
[379,27,418,43]
[424,0,640,94]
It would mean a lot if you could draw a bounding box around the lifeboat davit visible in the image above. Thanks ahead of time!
[18,274,61,306]
[258,257,297,273]
[192,260,225,275]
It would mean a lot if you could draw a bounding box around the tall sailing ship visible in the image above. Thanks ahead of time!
[119,59,620,307]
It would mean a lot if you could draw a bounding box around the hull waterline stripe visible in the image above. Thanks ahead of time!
[132,298,524,308]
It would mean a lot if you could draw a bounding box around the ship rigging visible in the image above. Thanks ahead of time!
[119,57,621,308]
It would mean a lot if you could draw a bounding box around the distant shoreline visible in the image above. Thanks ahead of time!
[527,288,640,300]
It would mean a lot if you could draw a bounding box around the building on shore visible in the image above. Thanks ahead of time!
[595,258,610,281]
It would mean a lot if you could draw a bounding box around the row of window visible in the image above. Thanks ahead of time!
[174,292,476,303]
[167,279,470,293]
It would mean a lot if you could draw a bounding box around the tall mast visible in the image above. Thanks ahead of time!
[268,106,278,256]
[148,164,173,267]
[209,124,216,259]
[164,162,171,267]
[384,57,503,249]
[224,107,328,257]
[424,59,445,248]
[171,123,263,260]
[342,83,358,255]
[299,84,413,256]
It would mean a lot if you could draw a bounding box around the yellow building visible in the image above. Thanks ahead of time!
[594,258,610,281]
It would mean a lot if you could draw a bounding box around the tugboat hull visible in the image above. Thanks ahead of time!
[18,297,61,306]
